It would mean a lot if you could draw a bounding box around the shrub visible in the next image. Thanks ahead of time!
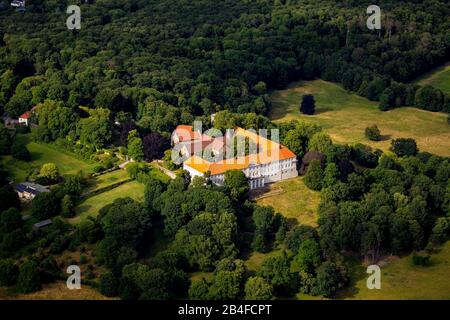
[300,94,316,115]
[17,259,41,293]
[365,125,381,141]
[412,253,431,266]
[391,138,418,157]
[304,159,323,191]
[61,195,75,218]
[93,165,104,173]
[0,259,19,286]
[79,254,88,264]
[99,272,119,297]
[11,141,31,161]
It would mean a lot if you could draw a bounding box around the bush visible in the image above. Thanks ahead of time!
[93,165,104,174]
[391,138,418,157]
[300,94,316,115]
[79,254,88,264]
[304,159,323,191]
[61,195,75,218]
[99,272,119,297]
[11,141,31,161]
[0,259,19,286]
[365,125,381,141]
[412,253,431,266]
[251,232,268,253]
[17,259,41,293]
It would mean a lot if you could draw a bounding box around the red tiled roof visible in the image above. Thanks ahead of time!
[173,125,202,142]
[19,111,31,119]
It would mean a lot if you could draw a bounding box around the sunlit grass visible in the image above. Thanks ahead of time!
[270,80,450,157]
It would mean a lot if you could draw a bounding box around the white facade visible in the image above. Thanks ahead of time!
[184,157,298,190]
[18,117,29,126]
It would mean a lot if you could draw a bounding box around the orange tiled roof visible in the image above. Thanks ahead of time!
[173,125,202,141]
[183,127,296,175]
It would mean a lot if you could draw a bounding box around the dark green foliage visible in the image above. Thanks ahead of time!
[300,94,316,115]
[0,208,23,233]
[415,86,446,112]
[11,139,30,161]
[284,225,318,252]
[311,260,349,298]
[429,217,449,245]
[34,100,79,142]
[0,124,10,155]
[365,125,381,141]
[120,263,173,300]
[258,252,299,297]
[412,253,431,266]
[189,278,210,300]
[17,259,41,294]
[224,170,249,203]
[351,144,380,168]
[244,276,274,300]
[173,211,237,271]
[144,176,165,214]
[291,239,322,275]
[96,198,151,269]
[99,272,119,297]
[60,195,75,218]
[391,138,418,157]
[0,259,18,286]
[31,192,60,220]
[304,159,323,191]
[208,271,242,300]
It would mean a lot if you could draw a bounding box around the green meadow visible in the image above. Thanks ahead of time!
[70,180,145,224]
[270,80,450,157]
[415,62,450,94]
[0,134,97,182]
[256,177,320,227]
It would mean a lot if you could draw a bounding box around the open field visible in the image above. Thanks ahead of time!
[255,177,320,227]
[415,62,450,94]
[0,281,114,300]
[270,80,450,157]
[70,180,145,223]
[337,241,450,300]
[83,170,130,194]
[0,135,97,182]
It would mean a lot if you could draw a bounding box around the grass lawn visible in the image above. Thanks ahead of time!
[0,135,97,182]
[0,281,114,300]
[256,177,320,227]
[70,180,145,224]
[83,170,130,194]
[190,272,214,282]
[336,241,450,300]
[244,249,282,273]
[270,80,450,157]
[415,62,450,94]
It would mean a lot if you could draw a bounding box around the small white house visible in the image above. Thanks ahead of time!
[18,111,31,126]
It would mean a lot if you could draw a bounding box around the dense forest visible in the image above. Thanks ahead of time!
[0,0,449,300]
[1,0,450,133]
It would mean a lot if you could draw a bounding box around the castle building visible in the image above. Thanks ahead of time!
[172,125,298,189]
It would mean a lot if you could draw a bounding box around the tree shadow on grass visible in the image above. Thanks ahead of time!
[313,107,333,115]
[75,204,92,215]
[379,134,392,142]
[30,151,43,162]
[334,259,366,299]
